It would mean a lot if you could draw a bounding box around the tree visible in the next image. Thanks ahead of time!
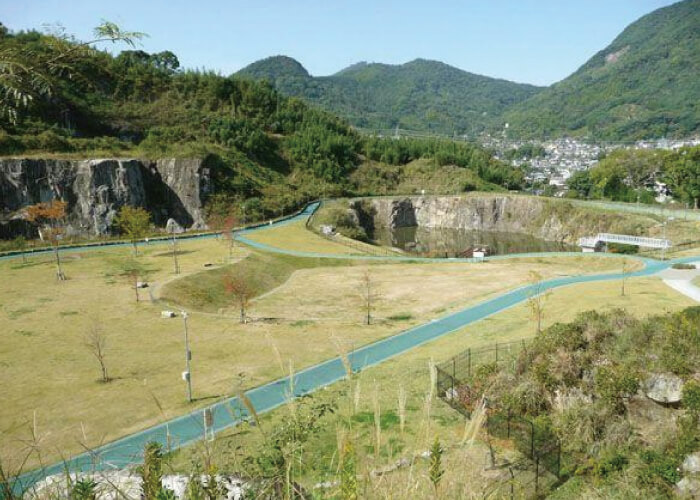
[84,320,109,383]
[665,146,700,208]
[25,200,67,280]
[0,21,144,124]
[359,269,380,325]
[114,205,150,255]
[224,270,257,323]
[208,213,238,262]
[526,271,551,334]
[115,257,154,302]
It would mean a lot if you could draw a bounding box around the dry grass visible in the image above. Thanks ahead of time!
[0,227,680,471]
[172,276,693,496]
[242,220,367,254]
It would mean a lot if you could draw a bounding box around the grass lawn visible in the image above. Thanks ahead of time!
[0,227,681,473]
[170,275,693,497]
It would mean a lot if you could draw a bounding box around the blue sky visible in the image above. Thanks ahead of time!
[3,0,678,86]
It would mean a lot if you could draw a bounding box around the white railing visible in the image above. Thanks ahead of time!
[578,233,671,249]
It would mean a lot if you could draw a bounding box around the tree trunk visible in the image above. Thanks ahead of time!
[54,243,65,281]
[240,303,245,324]
[134,274,140,302]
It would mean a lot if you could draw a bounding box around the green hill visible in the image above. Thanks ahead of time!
[503,0,700,140]
[238,0,700,141]
[237,57,542,135]
[0,25,518,230]
[237,55,311,81]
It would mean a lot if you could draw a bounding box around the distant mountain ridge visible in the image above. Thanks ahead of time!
[237,56,542,135]
[237,0,700,140]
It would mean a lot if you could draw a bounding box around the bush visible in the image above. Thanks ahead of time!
[683,380,700,414]
[607,242,639,254]
[672,263,696,270]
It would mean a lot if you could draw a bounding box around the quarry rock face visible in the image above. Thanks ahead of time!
[0,158,210,238]
[358,195,570,242]
[352,195,653,245]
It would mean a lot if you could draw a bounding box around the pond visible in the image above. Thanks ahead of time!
[373,226,577,257]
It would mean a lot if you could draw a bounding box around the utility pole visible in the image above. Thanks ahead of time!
[182,311,192,403]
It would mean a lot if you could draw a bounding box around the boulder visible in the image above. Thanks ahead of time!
[684,452,700,474]
[166,218,185,234]
[161,310,177,318]
[676,477,700,498]
[645,373,684,404]
[136,281,149,288]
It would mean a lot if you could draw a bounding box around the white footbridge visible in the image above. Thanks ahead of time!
[579,233,671,252]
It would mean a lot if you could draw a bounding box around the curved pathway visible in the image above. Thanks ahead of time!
[13,202,698,492]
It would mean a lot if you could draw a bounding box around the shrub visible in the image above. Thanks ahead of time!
[672,263,696,270]
[682,380,700,415]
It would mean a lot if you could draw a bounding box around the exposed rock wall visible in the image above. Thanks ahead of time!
[0,158,210,238]
[355,195,655,244]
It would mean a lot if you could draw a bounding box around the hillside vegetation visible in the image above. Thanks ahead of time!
[239,0,700,140]
[504,0,700,139]
[237,56,542,135]
[0,25,523,227]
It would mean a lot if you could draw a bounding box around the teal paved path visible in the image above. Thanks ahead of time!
[11,201,695,493]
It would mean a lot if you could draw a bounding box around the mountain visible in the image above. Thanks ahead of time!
[236,57,543,135]
[237,55,311,81]
[503,0,700,139]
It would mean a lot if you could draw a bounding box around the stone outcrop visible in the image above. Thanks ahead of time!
[0,158,210,238]
[644,373,684,405]
[352,195,654,244]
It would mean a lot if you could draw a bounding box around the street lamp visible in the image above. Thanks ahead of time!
[181,310,193,403]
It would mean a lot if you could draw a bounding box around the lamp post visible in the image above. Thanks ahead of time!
[182,310,192,403]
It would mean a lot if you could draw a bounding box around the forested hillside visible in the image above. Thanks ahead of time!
[237,56,542,135]
[504,0,700,140]
[0,24,519,224]
[239,0,700,141]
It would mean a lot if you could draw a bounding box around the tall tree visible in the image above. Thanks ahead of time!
[0,22,144,124]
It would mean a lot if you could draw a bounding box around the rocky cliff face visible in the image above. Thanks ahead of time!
[0,158,210,238]
[353,195,654,244]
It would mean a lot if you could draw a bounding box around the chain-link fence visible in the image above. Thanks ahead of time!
[436,340,529,417]
[435,339,563,496]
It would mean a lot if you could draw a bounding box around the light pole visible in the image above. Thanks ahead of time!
[182,310,192,403]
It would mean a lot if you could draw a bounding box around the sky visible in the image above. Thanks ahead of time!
[2,0,679,86]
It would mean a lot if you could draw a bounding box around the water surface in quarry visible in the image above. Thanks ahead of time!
[374,226,577,257]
